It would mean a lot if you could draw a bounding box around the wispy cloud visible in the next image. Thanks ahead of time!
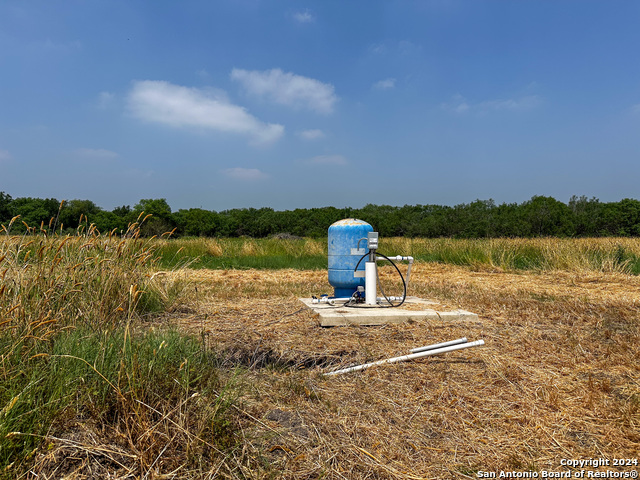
[196,69,211,80]
[373,78,396,90]
[127,80,284,145]
[74,148,119,159]
[442,94,541,114]
[231,68,337,114]
[301,154,347,166]
[41,38,82,53]
[34,38,82,54]
[478,96,541,111]
[370,40,421,57]
[222,167,269,181]
[97,91,115,109]
[443,94,470,113]
[397,40,421,56]
[0,149,12,163]
[299,129,325,140]
[293,10,314,23]
[370,43,388,55]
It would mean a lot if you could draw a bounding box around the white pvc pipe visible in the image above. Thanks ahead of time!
[376,255,414,290]
[365,261,377,305]
[377,255,414,262]
[311,297,353,304]
[410,337,467,353]
[324,339,485,376]
[312,295,407,305]
[376,296,404,303]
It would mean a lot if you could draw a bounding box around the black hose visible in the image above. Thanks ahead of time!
[375,252,407,307]
[353,251,369,272]
[345,251,406,308]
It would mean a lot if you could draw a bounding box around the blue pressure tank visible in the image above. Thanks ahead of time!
[328,218,373,298]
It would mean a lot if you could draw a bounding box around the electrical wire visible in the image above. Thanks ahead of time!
[353,251,369,271]
[375,252,407,307]
[344,250,407,308]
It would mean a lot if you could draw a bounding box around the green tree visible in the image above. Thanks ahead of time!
[0,192,13,223]
[569,195,603,236]
[522,196,574,236]
[600,198,640,236]
[10,197,62,232]
[174,208,219,236]
[133,198,175,236]
[59,199,101,230]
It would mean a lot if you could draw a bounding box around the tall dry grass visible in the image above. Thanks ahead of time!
[154,236,640,274]
[0,214,179,336]
[0,215,250,479]
[383,237,640,273]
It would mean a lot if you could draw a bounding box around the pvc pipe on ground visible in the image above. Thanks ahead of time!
[410,337,468,353]
[324,339,485,376]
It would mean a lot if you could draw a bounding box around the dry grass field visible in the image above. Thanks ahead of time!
[171,263,640,479]
[1,228,638,478]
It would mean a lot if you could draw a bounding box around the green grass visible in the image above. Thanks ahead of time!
[156,236,327,270]
[154,236,640,274]
[0,327,237,476]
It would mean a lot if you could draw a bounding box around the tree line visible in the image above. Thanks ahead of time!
[1,192,639,238]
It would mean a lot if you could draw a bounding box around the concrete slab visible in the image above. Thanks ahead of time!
[299,296,478,327]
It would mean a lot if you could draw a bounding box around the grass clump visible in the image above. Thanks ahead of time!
[0,214,180,333]
[0,327,237,477]
[0,215,251,478]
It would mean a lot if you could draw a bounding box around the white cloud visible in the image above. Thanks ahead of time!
[127,80,284,145]
[293,10,314,23]
[231,68,337,114]
[373,78,396,90]
[74,148,119,159]
[0,149,12,162]
[442,94,541,114]
[299,129,325,140]
[301,154,347,166]
[222,167,269,181]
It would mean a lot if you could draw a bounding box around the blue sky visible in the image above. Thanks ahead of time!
[1,1,639,211]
